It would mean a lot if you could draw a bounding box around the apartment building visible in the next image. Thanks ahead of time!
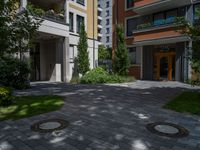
[113,0,200,81]
[97,1,103,44]
[98,0,113,48]
[19,0,98,82]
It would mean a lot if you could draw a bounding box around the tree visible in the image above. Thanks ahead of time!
[77,24,90,75]
[0,0,42,58]
[175,10,200,77]
[113,24,130,76]
[98,45,110,60]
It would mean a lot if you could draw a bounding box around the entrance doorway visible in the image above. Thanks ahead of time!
[154,52,176,81]
[30,43,40,81]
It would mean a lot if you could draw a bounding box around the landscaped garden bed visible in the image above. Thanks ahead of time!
[164,91,200,115]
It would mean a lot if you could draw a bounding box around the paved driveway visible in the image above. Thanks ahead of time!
[1,81,200,150]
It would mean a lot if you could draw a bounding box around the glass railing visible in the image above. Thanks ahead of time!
[133,17,182,32]
[27,3,66,24]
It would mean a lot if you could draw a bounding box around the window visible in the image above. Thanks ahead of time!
[106,19,109,25]
[166,9,177,24]
[106,36,109,42]
[69,45,74,59]
[69,12,74,32]
[153,13,165,25]
[106,10,109,17]
[126,0,134,9]
[106,1,109,8]
[194,3,200,21]
[106,28,110,34]
[76,0,85,6]
[76,15,84,33]
[126,18,137,36]
[128,47,136,65]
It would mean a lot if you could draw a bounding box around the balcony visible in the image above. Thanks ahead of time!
[27,0,66,24]
[132,18,179,34]
[133,0,192,15]
[22,0,69,37]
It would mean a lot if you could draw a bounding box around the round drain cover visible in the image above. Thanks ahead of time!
[146,122,189,138]
[31,119,69,133]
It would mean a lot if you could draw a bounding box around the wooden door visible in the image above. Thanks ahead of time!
[154,52,175,81]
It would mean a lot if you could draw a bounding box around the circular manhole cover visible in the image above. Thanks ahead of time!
[31,119,69,133]
[146,122,189,138]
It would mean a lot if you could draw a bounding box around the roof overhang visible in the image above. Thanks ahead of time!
[133,0,192,15]
[133,36,190,46]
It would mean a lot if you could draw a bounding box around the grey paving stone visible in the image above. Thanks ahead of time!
[0,81,199,150]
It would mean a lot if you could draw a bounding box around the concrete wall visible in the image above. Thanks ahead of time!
[39,39,63,82]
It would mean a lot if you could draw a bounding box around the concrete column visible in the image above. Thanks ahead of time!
[140,46,143,79]
[188,40,192,80]
[63,37,70,82]
[20,0,27,9]
[64,0,69,24]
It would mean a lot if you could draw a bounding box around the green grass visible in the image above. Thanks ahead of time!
[0,95,64,121]
[164,92,200,115]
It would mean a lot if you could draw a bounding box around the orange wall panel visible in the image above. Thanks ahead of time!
[134,28,181,42]
[134,0,158,7]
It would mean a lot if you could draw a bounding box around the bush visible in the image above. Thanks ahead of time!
[0,87,13,106]
[80,67,135,84]
[0,57,31,89]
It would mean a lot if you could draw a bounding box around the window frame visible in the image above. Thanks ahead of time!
[128,47,137,65]
[69,12,74,32]
[76,15,85,34]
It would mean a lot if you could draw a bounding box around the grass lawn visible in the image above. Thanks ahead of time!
[0,95,64,121]
[164,92,200,115]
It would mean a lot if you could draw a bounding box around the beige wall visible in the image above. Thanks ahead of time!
[69,0,98,39]
[87,0,98,39]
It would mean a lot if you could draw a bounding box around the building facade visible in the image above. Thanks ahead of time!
[19,0,98,82]
[113,0,200,81]
[98,0,113,48]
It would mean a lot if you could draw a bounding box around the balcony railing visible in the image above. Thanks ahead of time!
[27,3,66,25]
[133,0,192,15]
[132,17,183,33]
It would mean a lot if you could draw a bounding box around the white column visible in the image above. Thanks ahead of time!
[64,0,69,24]
[188,40,192,80]
[20,0,27,9]
[63,37,70,82]
[140,46,143,79]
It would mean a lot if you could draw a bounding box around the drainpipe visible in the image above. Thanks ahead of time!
[93,0,96,68]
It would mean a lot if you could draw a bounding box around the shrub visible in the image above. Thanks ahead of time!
[80,67,135,84]
[0,87,13,106]
[0,57,31,89]
[80,67,110,84]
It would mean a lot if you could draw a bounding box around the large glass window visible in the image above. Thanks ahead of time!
[69,12,74,32]
[153,13,165,26]
[194,3,200,21]
[77,15,84,33]
[128,47,136,65]
[166,9,177,24]
[126,0,134,9]
[127,18,137,36]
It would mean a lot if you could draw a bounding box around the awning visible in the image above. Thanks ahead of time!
[133,36,190,46]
